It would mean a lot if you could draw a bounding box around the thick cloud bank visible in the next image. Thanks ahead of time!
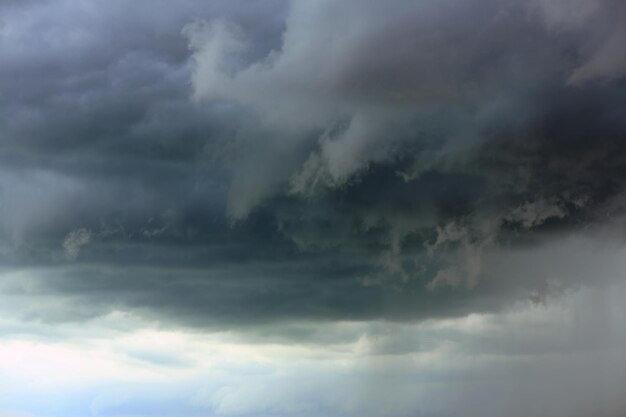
[0,0,623,330]
[184,0,626,291]
[1,0,626,415]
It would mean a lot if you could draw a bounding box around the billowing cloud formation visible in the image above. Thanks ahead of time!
[0,0,623,329]
[1,0,626,415]
[184,0,626,291]
[187,0,626,212]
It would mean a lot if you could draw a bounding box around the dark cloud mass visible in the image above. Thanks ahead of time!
[1,0,626,329]
[3,1,626,417]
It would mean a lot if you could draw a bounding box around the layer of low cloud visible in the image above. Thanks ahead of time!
[2,281,626,417]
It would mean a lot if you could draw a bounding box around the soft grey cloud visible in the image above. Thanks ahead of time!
[2,281,625,417]
[181,0,626,300]
[0,1,625,416]
[0,0,623,329]
[532,0,626,83]
[62,228,91,260]
[185,0,626,219]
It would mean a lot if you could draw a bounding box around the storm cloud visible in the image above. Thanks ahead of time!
[1,0,626,416]
[0,0,623,334]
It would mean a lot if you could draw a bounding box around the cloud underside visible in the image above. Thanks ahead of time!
[2,282,626,417]
[0,0,625,328]
[2,1,626,416]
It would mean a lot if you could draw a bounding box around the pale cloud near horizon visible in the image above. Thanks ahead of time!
[1,280,625,417]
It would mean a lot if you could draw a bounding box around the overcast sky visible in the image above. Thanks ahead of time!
[1,0,626,416]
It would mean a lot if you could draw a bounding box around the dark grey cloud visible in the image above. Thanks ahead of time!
[0,0,625,337]
[185,0,626,289]
[0,0,284,253]
[2,4,626,416]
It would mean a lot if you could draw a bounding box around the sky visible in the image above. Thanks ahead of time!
[1,0,626,416]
